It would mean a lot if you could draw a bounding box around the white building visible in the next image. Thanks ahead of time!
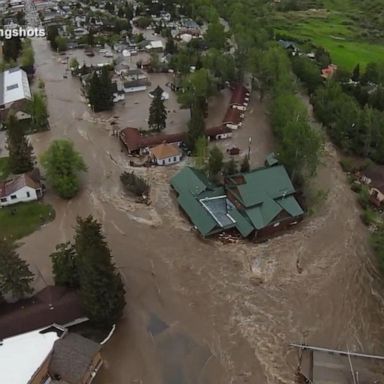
[0,326,62,384]
[0,68,32,111]
[150,143,182,166]
[145,40,164,51]
[0,173,43,207]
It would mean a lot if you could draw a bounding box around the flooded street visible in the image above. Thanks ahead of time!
[19,37,384,384]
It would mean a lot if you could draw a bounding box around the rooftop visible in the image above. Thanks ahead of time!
[0,173,41,198]
[49,333,101,384]
[0,326,63,384]
[0,286,86,340]
[171,164,304,237]
[150,143,182,160]
[0,67,31,106]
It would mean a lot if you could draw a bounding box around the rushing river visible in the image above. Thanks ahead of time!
[18,37,384,384]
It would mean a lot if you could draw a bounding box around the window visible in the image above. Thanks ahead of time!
[173,157,176,161]
[0,198,7,202]
[10,195,17,199]
[26,191,30,197]
[6,83,19,91]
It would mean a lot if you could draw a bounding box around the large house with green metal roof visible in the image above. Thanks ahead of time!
[170,163,304,240]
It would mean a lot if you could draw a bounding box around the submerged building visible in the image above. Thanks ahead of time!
[170,161,304,240]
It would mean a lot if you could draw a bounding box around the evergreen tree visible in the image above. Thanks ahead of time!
[88,71,102,111]
[6,114,34,174]
[87,28,95,47]
[352,64,360,82]
[223,158,238,176]
[46,25,59,51]
[165,35,177,55]
[207,146,223,180]
[3,37,22,61]
[50,242,79,288]
[0,240,34,300]
[87,68,114,112]
[187,102,206,151]
[240,155,250,173]
[75,216,126,327]
[148,86,167,131]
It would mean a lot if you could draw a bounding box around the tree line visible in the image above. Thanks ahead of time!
[0,215,125,328]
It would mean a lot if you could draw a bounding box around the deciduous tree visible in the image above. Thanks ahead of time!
[40,140,87,199]
[26,92,49,131]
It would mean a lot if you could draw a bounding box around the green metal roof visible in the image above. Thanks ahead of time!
[245,205,264,229]
[170,167,213,196]
[177,193,218,236]
[228,208,254,237]
[277,195,304,217]
[171,164,303,237]
[234,165,296,208]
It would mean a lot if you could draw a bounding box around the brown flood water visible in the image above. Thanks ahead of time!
[18,38,384,384]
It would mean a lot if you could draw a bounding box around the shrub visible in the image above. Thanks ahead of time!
[339,158,354,172]
[351,182,362,193]
[361,208,376,226]
[120,172,150,197]
[358,186,371,209]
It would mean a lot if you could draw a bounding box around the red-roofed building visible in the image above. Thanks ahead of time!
[205,125,232,141]
[223,108,244,130]
[230,84,250,111]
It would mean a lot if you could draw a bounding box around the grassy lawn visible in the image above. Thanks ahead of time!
[274,9,384,70]
[0,157,10,181]
[0,201,55,241]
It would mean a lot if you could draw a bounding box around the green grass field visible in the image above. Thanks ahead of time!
[0,157,10,181]
[0,202,55,241]
[274,8,384,70]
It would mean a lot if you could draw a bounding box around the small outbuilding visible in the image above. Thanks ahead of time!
[150,143,182,165]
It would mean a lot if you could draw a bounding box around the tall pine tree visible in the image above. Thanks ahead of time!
[75,216,126,327]
[148,86,167,131]
[6,113,34,174]
[187,102,206,151]
[50,242,79,288]
[0,240,34,300]
[87,68,114,112]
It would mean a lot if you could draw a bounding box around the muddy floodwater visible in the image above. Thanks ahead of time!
[18,38,384,384]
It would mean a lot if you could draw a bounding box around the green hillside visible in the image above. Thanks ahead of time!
[274,1,384,70]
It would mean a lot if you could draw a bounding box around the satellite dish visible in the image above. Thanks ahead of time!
[122,50,130,57]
